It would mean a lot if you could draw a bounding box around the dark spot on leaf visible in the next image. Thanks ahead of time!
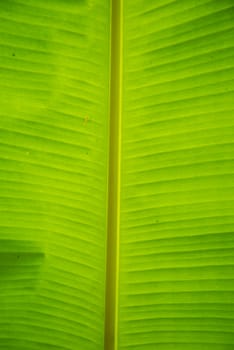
[12,53,15,57]
[83,116,89,125]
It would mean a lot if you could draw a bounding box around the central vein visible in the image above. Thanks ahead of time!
[104,0,123,349]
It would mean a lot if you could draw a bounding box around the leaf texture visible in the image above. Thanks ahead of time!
[118,0,234,349]
[0,0,110,349]
[0,1,234,350]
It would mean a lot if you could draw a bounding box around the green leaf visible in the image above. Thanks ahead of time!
[0,1,234,350]
[0,0,110,349]
[118,1,234,349]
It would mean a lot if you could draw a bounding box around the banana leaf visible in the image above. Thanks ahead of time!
[0,1,233,349]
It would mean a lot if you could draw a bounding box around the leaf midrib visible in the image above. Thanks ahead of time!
[104,0,123,349]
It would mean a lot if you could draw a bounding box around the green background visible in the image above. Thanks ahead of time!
[119,0,234,349]
[0,0,110,349]
[0,1,234,349]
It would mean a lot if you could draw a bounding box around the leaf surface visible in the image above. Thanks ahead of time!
[0,0,110,349]
[118,1,234,349]
[0,1,234,350]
